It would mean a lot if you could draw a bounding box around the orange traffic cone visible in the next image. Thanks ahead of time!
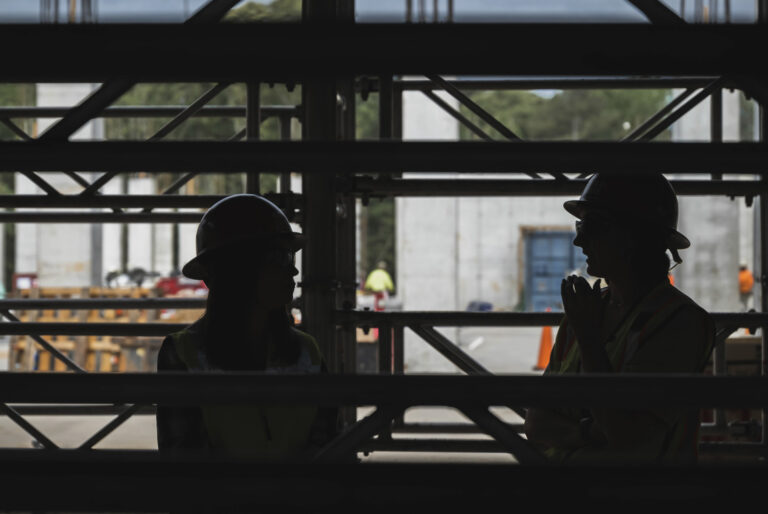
[534,308,554,371]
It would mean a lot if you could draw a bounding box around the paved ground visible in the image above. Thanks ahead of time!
[0,326,546,462]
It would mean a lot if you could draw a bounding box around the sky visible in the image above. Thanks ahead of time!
[0,0,757,23]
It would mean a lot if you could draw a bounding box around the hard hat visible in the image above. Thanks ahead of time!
[564,173,690,253]
[182,194,304,280]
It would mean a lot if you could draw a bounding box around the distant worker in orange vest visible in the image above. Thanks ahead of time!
[524,173,715,465]
[739,264,755,311]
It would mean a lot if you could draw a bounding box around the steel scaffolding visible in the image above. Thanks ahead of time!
[0,0,767,508]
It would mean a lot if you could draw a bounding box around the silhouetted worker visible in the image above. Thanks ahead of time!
[739,264,754,311]
[156,194,337,458]
[524,173,714,464]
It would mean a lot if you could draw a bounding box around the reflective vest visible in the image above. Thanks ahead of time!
[545,281,714,464]
[170,325,322,458]
[739,269,754,294]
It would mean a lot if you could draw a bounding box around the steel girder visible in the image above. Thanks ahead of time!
[0,141,765,173]
[0,373,766,408]
[0,24,766,81]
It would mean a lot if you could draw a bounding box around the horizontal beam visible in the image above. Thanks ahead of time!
[2,453,767,509]
[0,312,759,335]
[0,194,222,208]
[336,311,768,328]
[0,373,767,408]
[0,142,766,174]
[0,322,186,336]
[349,178,768,197]
[388,77,720,92]
[0,212,203,223]
[1,24,766,80]
[0,298,206,310]
[5,404,157,416]
[0,105,299,119]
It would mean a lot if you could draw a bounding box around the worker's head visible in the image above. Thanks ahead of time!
[740,263,748,271]
[377,260,387,270]
[183,194,303,309]
[566,173,688,283]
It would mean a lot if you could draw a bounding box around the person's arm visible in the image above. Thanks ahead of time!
[156,337,209,450]
[524,408,584,450]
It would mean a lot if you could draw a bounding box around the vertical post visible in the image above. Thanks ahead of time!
[759,0,768,450]
[278,113,292,194]
[393,81,403,141]
[246,82,261,195]
[302,0,342,373]
[392,324,405,428]
[379,75,393,140]
[710,86,722,180]
[378,322,392,375]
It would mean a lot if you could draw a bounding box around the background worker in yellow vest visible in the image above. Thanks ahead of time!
[524,173,714,465]
[156,194,338,457]
[364,261,394,311]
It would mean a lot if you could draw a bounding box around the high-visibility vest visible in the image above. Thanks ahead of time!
[545,281,714,465]
[739,269,754,294]
[169,326,323,458]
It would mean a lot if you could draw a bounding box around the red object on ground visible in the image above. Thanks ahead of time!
[155,276,207,296]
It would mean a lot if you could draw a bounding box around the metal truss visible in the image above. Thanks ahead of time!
[0,0,766,473]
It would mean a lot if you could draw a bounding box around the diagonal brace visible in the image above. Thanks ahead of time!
[626,0,687,24]
[38,0,241,142]
[81,82,232,196]
[410,325,490,375]
[0,403,58,449]
[0,118,32,140]
[313,405,403,463]
[79,403,144,449]
[640,78,723,141]
[459,405,546,465]
[0,310,85,373]
[421,90,494,142]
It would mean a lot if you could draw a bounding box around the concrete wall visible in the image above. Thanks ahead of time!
[127,177,154,272]
[20,84,104,287]
[672,90,744,311]
[397,87,460,371]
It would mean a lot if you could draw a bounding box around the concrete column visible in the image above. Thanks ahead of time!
[127,176,155,273]
[672,91,741,311]
[398,84,460,372]
[23,84,104,288]
[101,179,123,279]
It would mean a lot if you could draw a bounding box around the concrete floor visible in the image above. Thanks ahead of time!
[0,326,545,462]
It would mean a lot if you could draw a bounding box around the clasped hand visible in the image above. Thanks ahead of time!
[561,275,605,350]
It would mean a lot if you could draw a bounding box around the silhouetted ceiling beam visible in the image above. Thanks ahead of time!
[0,141,764,174]
[0,24,765,81]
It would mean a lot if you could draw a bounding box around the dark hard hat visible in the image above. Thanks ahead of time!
[182,194,304,280]
[564,173,690,250]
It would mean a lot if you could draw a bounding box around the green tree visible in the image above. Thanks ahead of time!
[460,89,672,141]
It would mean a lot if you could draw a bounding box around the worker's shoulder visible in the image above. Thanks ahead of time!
[290,326,324,361]
[648,286,713,345]
[665,285,711,321]
[158,319,204,371]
